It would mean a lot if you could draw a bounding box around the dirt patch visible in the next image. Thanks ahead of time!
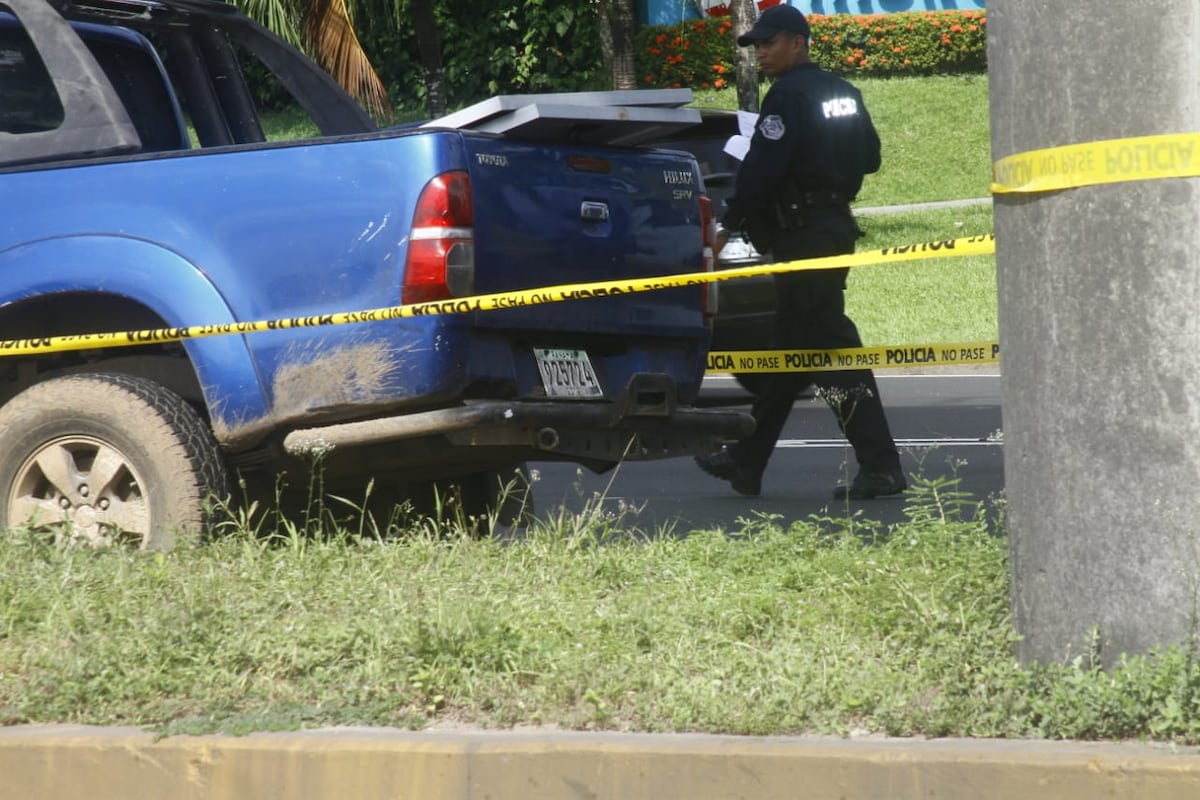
[271,339,400,418]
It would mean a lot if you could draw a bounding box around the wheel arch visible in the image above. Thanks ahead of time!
[0,235,269,442]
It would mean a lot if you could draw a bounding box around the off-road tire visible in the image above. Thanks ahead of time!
[0,373,228,549]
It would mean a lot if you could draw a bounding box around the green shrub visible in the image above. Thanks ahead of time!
[636,10,987,90]
[812,10,987,77]
[635,16,736,91]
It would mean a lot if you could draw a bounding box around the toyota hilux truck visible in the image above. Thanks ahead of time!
[0,0,751,546]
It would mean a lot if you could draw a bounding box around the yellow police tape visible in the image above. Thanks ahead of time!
[707,340,999,374]
[0,233,995,358]
[991,132,1200,194]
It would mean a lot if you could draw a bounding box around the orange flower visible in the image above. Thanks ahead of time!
[713,64,726,74]
[714,78,725,88]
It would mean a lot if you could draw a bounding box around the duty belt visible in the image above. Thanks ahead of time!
[796,190,849,207]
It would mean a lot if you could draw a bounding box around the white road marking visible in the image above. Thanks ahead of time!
[777,437,1001,449]
[703,373,1003,449]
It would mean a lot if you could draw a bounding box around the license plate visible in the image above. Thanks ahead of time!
[534,348,603,398]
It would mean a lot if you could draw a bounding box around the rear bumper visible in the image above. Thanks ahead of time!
[283,397,754,465]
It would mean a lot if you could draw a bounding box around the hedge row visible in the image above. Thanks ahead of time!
[635,10,986,90]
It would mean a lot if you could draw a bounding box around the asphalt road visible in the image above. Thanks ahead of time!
[527,371,1004,534]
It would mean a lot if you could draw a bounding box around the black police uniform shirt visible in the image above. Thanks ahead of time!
[722,61,881,234]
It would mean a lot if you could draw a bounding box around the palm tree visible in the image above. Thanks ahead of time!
[232,0,391,118]
[233,0,632,120]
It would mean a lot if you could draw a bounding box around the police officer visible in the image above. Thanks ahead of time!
[696,4,906,499]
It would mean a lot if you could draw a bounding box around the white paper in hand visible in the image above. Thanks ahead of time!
[722,110,760,162]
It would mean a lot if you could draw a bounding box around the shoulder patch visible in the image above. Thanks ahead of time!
[758,114,786,141]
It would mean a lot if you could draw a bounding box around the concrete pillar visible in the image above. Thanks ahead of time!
[989,0,1200,665]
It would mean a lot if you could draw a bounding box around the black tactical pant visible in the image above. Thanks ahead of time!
[729,210,901,478]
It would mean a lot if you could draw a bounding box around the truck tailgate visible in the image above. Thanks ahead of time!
[464,136,706,337]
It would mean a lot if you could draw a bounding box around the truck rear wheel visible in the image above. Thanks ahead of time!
[0,373,227,549]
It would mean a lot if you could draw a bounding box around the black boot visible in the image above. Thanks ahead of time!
[695,448,762,497]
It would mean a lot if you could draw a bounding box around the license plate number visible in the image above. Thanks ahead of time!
[534,348,603,398]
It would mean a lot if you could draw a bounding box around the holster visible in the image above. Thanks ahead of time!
[744,189,805,254]
[744,185,852,254]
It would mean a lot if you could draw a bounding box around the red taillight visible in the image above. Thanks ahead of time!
[699,195,718,319]
[403,170,476,304]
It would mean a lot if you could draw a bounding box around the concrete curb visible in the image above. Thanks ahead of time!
[3,725,1200,800]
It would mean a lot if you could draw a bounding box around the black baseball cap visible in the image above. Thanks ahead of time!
[736,5,811,47]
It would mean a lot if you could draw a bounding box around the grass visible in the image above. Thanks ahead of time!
[4,495,1200,741]
[852,204,996,346]
[17,76,1189,745]
[856,75,992,205]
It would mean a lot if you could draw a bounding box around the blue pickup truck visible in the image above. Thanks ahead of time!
[0,0,751,546]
